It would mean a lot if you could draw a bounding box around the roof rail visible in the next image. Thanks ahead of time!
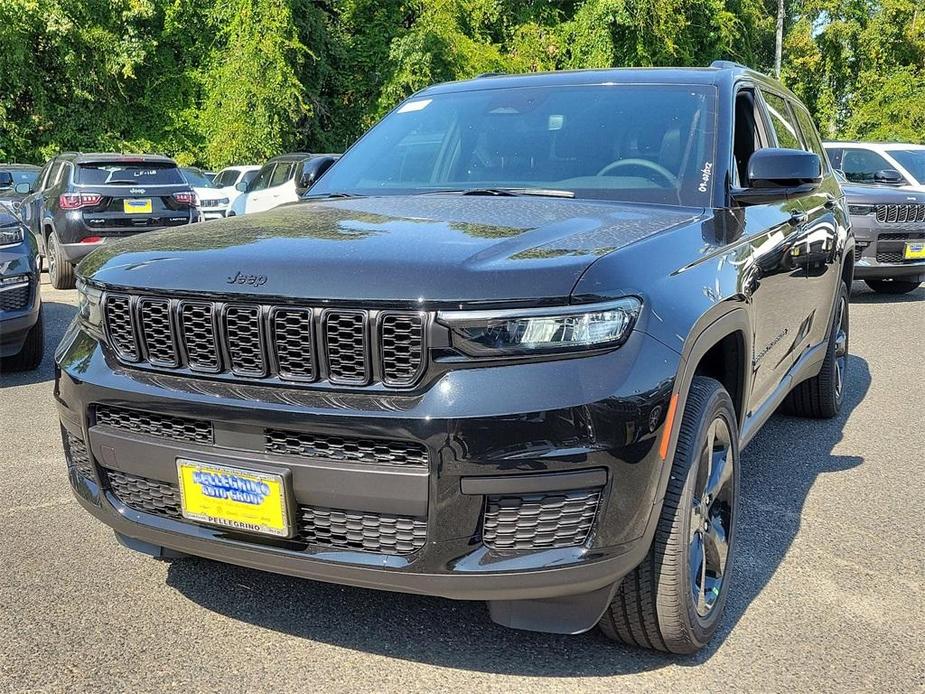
[710,60,750,70]
[474,72,504,79]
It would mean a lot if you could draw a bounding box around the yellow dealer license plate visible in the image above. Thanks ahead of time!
[904,242,925,260]
[123,198,152,214]
[176,460,290,537]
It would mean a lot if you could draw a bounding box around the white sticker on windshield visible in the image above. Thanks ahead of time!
[397,99,432,114]
[698,161,713,193]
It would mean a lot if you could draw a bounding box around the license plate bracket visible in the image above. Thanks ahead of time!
[176,459,291,538]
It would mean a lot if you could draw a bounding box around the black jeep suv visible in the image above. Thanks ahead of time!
[57,63,853,653]
[20,153,199,289]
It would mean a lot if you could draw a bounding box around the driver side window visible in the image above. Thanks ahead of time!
[249,165,275,192]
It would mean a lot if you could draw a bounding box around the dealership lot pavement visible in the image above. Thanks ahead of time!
[1,280,923,693]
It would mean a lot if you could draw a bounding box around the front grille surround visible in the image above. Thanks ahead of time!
[875,204,925,224]
[98,290,428,389]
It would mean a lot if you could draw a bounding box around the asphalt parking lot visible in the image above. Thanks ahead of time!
[1,279,923,693]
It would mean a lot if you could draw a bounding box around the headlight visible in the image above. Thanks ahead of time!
[76,278,104,334]
[438,298,642,357]
[848,204,875,216]
[0,223,24,247]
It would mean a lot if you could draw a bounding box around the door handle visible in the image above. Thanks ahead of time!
[788,210,808,226]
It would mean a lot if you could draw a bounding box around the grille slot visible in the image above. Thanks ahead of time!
[138,298,178,367]
[64,431,95,479]
[101,292,427,388]
[878,232,925,241]
[299,506,426,554]
[180,301,220,372]
[380,313,426,386]
[105,468,182,519]
[104,294,138,360]
[854,245,863,262]
[224,305,267,377]
[876,249,909,263]
[95,405,214,444]
[0,283,30,312]
[265,428,429,467]
[482,488,601,550]
[324,311,369,384]
[876,204,925,224]
[271,308,315,381]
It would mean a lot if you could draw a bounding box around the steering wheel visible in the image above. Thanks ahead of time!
[596,158,679,188]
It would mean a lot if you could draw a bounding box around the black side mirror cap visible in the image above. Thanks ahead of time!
[732,148,822,204]
[873,169,904,185]
[296,156,337,192]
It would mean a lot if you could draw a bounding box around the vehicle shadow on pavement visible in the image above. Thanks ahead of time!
[0,300,75,387]
[164,356,872,676]
[849,281,925,304]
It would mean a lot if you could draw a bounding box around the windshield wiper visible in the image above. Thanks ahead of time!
[417,187,575,198]
[305,192,363,200]
[105,179,140,185]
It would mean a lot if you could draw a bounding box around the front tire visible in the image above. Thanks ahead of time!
[47,232,76,289]
[864,278,921,294]
[599,377,739,654]
[783,281,848,418]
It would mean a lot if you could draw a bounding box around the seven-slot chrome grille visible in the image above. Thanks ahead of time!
[875,204,925,224]
[102,292,428,388]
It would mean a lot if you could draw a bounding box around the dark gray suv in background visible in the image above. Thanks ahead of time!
[19,153,199,289]
[58,64,853,654]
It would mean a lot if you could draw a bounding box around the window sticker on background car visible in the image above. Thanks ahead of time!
[397,99,431,114]
[699,161,713,192]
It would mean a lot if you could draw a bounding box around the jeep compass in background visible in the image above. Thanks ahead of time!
[20,153,199,289]
[57,63,852,654]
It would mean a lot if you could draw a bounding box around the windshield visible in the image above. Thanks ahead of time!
[0,170,38,189]
[77,162,184,186]
[180,167,216,188]
[887,149,925,184]
[311,84,716,207]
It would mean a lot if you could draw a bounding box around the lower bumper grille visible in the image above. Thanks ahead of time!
[0,283,30,312]
[63,431,95,479]
[95,405,214,444]
[102,468,426,555]
[482,488,601,550]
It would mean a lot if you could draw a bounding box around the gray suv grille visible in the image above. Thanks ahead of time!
[103,469,426,555]
[101,292,427,388]
[95,405,214,444]
[265,428,428,467]
[482,488,601,550]
[876,204,925,224]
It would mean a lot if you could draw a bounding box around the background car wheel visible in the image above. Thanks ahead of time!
[599,376,739,654]
[864,279,921,294]
[0,307,44,372]
[783,281,848,419]
[47,232,76,290]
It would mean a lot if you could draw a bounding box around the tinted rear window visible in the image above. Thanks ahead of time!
[76,163,184,185]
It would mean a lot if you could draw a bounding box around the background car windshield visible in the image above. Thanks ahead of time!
[180,167,216,188]
[0,170,38,188]
[77,163,185,185]
[887,149,925,184]
[311,84,716,207]
[214,169,240,187]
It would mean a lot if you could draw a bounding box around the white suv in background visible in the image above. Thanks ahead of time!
[227,152,338,216]
[823,142,925,191]
[179,166,230,220]
[212,165,260,208]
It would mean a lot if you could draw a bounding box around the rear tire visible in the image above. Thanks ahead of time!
[783,281,848,418]
[864,279,920,294]
[1,307,44,372]
[47,232,75,290]
[599,377,739,654]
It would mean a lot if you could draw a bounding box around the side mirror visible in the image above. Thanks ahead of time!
[235,181,248,192]
[732,148,822,204]
[873,169,904,186]
[296,157,337,192]
[14,182,32,194]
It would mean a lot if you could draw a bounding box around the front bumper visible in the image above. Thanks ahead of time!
[850,217,925,280]
[0,249,40,357]
[56,324,680,631]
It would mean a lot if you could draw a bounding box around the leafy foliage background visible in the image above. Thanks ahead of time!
[1,0,922,167]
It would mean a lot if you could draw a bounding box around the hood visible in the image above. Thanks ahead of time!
[79,196,701,306]
[841,183,925,204]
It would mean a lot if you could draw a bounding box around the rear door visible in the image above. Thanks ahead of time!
[256,161,296,212]
[241,164,276,213]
